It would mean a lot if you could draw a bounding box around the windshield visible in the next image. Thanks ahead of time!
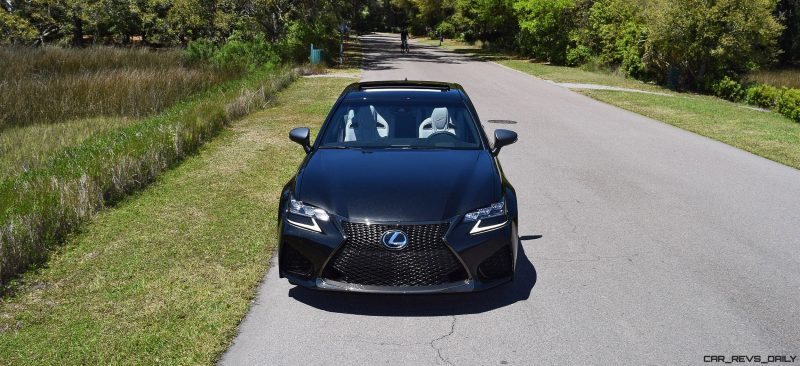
[318,99,483,149]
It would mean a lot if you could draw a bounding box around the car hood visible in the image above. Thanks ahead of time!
[296,149,500,222]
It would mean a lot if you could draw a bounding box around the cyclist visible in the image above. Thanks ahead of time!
[400,29,409,53]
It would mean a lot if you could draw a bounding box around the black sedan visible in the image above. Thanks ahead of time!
[278,80,519,293]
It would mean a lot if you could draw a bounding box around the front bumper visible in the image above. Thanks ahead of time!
[278,214,518,294]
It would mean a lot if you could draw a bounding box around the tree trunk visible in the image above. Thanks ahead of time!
[72,13,84,47]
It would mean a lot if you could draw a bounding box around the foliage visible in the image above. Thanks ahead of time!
[776,0,800,65]
[2,0,362,61]
[210,34,280,71]
[452,0,517,46]
[740,82,800,123]
[436,21,457,38]
[183,38,218,64]
[712,76,746,102]
[582,0,646,77]
[746,84,782,108]
[566,43,591,66]
[775,87,800,121]
[704,76,800,124]
[643,0,783,90]
[514,0,580,65]
[710,76,800,124]
[0,9,37,45]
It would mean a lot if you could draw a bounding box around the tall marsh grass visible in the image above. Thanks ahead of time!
[0,64,301,285]
[0,46,239,129]
[0,117,134,179]
[744,68,800,89]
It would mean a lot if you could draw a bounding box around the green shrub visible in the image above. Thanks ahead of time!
[566,43,591,66]
[776,87,800,122]
[212,35,279,71]
[184,39,218,64]
[740,83,800,122]
[745,84,781,109]
[184,35,280,71]
[461,29,476,43]
[712,76,745,102]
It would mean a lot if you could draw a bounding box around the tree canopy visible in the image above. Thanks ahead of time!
[2,0,799,90]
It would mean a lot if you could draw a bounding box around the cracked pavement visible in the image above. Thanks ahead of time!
[220,34,800,365]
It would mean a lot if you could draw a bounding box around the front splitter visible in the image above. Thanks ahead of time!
[315,278,475,294]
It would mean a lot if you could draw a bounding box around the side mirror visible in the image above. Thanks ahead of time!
[491,129,517,156]
[289,127,311,153]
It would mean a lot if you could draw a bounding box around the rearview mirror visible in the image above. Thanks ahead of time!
[491,129,517,156]
[289,127,311,153]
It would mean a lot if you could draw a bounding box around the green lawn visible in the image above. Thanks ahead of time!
[0,76,355,365]
[582,90,800,169]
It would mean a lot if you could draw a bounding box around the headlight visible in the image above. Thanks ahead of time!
[287,196,329,232]
[464,200,508,234]
[464,200,505,222]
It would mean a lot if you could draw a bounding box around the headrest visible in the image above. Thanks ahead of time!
[431,107,449,131]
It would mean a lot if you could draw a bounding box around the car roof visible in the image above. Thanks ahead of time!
[342,80,466,102]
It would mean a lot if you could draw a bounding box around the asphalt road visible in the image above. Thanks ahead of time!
[221,34,800,365]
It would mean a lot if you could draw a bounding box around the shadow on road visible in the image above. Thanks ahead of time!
[360,33,478,72]
[287,236,540,316]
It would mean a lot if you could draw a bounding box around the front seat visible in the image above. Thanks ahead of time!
[419,107,455,138]
[345,106,389,141]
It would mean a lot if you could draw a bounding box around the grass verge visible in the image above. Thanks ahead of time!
[0,65,299,284]
[582,90,800,169]
[0,75,354,364]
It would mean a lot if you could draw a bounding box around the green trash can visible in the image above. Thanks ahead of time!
[310,44,323,65]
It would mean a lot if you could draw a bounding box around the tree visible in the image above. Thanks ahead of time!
[644,0,783,89]
[452,0,517,46]
[1,7,37,45]
[581,0,647,76]
[514,0,580,64]
[776,0,800,64]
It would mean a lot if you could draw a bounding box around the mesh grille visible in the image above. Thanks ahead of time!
[477,245,513,280]
[281,243,314,279]
[324,221,468,286]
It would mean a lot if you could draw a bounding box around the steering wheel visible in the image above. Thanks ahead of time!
[427,131,458,140]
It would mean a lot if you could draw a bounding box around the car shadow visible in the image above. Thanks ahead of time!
[287,235,541,316]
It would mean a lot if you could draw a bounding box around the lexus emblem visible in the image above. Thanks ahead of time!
[381,230,408,250]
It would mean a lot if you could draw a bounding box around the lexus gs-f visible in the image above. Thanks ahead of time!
[278,80,519,293]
